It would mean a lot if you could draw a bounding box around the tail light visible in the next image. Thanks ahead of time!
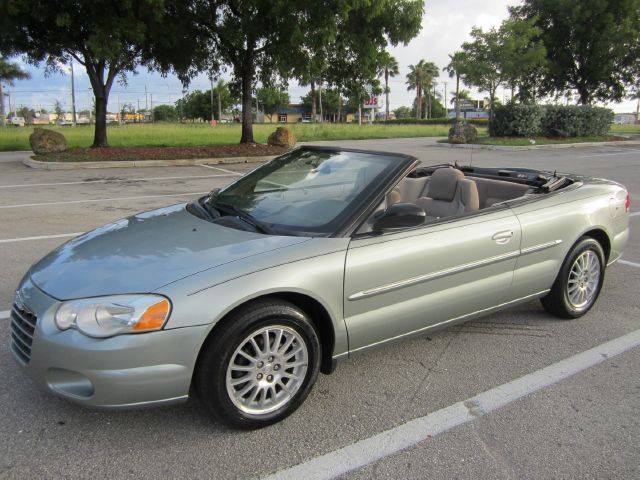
[625,193,631,213]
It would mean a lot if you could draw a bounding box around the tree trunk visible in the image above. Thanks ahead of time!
[85,62,116,148]
[92,88,109,147]
[576,84,590,105]
[0,82,5,127]
[427,91,431,119]
[318,81,323,123]
[337,95,342,123]
[385,68,390,121]
[310,81,316,123]
[240,50,255,144]
[416,85,422,119]
[217,86,222,121]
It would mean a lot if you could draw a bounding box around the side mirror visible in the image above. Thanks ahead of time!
[372,203,426,232]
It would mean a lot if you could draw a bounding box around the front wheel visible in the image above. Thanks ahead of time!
[195,300,321,429]
[541,237,605,319]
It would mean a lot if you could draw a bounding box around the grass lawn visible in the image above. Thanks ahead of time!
[0,123,459,152]
[609,124,640,134]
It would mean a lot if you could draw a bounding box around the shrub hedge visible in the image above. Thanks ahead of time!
[378,117,488,126]
[490,104,613,137]
[490,105,543,137]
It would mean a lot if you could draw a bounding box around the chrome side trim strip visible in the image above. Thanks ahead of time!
[348,250,520,301]
[520,239,563,255]
[349,290,550,355]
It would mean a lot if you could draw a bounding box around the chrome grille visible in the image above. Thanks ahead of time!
[10,303,37,364]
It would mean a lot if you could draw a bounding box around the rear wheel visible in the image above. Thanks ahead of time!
[195,299,320,429]
[541,237,605,319]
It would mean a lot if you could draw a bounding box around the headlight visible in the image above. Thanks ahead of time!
[54,295,171,338]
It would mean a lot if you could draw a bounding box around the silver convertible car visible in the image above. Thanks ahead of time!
[11,146,630,428]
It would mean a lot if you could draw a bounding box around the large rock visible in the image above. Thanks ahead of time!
[448,122,478,144]
[29,128,68,154]
[267,127,296,148]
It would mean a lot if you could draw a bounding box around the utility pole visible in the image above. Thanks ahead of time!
[145,85,148,110]
[0,82,6,127]
[443,82,447,117]
[70,60,77,125]
[150,93,154,122]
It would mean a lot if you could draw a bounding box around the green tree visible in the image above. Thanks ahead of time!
[153,104,177,122]
[499,16,546,103]
[512,0,640,104]
[377,52,399,121]
[0,0,169,146]
[460,26,505,123]
[406,60,438,119]
[17,106,34,123]
[257,87,289,122]
[418,93,445,119]
[461,18,547,123]
[162,1,424,142]
[54,100,64,121]
[177,87,236,122]
[393,106,412,119]
[0,57,30,126]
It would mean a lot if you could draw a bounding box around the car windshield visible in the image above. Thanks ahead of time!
[205,148,403,236]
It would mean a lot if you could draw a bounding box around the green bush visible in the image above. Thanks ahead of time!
[378,117,488,126]
[541,106,613,137]
[490,104,613,137]
[490,105,543,137]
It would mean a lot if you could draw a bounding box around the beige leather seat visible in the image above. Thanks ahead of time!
[415,168,479,219]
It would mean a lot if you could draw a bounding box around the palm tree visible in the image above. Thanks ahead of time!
[377,52,399,120]
[444,52,467,121]
[421,62,439,118]
[406,60,439,119]
[0,57,30,127]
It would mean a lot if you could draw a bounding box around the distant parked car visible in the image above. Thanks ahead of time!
[56,119,74,126]
[9,116,25,127]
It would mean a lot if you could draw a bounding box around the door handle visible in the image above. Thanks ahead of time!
[492,230,513,245]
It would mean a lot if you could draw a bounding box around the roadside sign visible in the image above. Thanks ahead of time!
[364,96,378,108]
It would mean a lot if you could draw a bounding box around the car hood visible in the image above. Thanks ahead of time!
[29,204,309,300]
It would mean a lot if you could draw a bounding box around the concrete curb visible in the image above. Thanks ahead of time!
[431,139,640,151]
[23,155,277,170]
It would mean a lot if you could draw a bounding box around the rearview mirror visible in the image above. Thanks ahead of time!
[372,203,426,232]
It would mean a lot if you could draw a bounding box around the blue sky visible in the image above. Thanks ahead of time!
[3,0,637,114]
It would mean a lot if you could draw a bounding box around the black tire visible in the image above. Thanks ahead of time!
[195,299,321,429]
[540,237,606,319]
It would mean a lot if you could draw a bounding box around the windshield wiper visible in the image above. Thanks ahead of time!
[213,201,273,235]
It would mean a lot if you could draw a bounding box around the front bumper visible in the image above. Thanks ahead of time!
[11,278,208,408]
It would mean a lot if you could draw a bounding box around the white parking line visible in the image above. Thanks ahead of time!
[0,174,237,189]
[266,328,640,480]
[0,191,208,209]
[199,164,243,175]
[619,259,640,268]
[630,211,640,217]
[0,310,9,320]
[0,232,82,244]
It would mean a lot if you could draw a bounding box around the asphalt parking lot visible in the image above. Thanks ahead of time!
[0,139,638,479]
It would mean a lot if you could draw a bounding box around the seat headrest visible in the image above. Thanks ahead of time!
[428,168,464,201]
